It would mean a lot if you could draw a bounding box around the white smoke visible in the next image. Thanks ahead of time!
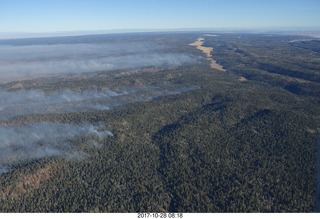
[0,122,113,169]
[0,43,196,82]
[0,86,198,120]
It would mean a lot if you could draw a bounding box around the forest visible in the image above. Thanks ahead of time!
[0,32,319,212]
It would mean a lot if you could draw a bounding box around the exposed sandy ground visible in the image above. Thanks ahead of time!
[204,34,219,37]
[239,76,248,81]
[189,38,226,72]
[10,82,24,89]
[1,162,60,200]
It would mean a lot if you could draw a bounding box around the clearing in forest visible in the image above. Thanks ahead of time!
[189,37,226,72]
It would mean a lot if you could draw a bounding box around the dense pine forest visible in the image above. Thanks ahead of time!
[0,32,319,212]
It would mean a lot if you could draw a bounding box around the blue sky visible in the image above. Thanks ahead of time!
[0,0,319,33]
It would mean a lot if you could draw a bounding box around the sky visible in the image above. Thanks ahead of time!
[0,0,320,34]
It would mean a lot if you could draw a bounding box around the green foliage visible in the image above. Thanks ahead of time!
[0,32,319,212]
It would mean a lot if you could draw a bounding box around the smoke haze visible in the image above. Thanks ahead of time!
[0,36,198,171]
[0,122,113,172]
[0,85,196,172]
[0,42,195,82]
[0,85,197,120]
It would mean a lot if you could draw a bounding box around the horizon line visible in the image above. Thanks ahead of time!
[1,26,320,40]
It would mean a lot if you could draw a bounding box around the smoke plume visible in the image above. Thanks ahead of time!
[0,122,113,172]
[0,42,195,82]
[0,85,197,120]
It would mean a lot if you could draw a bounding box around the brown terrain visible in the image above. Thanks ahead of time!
[239,76,248,81]
[1,162,61,200]
[189,37,226,72]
